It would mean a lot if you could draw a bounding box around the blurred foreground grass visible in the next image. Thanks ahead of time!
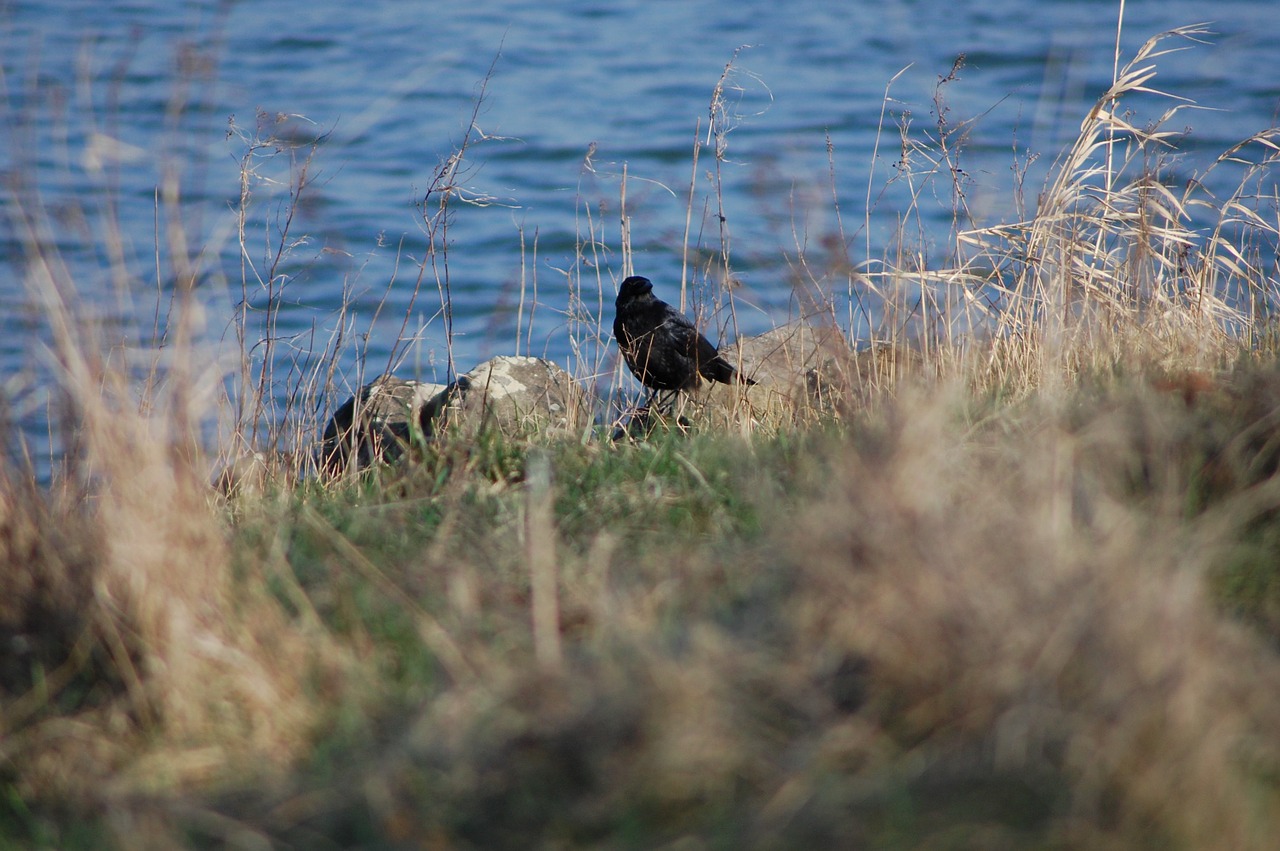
[9,361,1280,849]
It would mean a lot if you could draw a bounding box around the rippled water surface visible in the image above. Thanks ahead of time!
[3,0,1280,460]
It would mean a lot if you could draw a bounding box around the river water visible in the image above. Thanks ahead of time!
[3,0,1279,466]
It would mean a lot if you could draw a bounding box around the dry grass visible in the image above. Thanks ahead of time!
[67,374,1277,850]
[955,26,1280,391]
[0,239,339,830]
[791,381,1280,848]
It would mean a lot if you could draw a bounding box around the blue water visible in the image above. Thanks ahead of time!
[3,0,1280,462]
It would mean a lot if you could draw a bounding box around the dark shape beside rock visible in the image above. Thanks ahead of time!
[321,376,445,475]
[320,357,589,476]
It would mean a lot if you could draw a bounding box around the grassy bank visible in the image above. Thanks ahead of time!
[4,22,1280,851]
[11,367,1280,848]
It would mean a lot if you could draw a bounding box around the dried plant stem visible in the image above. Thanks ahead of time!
[526,452,561,671]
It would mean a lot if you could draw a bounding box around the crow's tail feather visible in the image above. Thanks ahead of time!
[703,355,756,387]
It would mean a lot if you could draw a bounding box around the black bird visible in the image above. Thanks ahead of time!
[613,275,754,408]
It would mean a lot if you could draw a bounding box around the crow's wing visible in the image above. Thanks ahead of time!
[664,308,738,385]
[658,309,699,354]
[613,301,689,390]
[630,310,686,389]
[660,306,746,387]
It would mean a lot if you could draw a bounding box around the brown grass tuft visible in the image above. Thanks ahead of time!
[793,381,1280,848]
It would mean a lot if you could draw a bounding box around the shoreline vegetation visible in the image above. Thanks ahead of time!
[6,23,1280,849]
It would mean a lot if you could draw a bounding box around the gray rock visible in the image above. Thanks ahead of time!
[421,356,589,440]
[721,321,850,395]
[686,321,853,419]
[714,322,923,411]
[321,376,446,474]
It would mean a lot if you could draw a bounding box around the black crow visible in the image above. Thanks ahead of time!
[613,275,754,407]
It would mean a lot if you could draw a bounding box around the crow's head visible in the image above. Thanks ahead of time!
[617,275,654,303]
